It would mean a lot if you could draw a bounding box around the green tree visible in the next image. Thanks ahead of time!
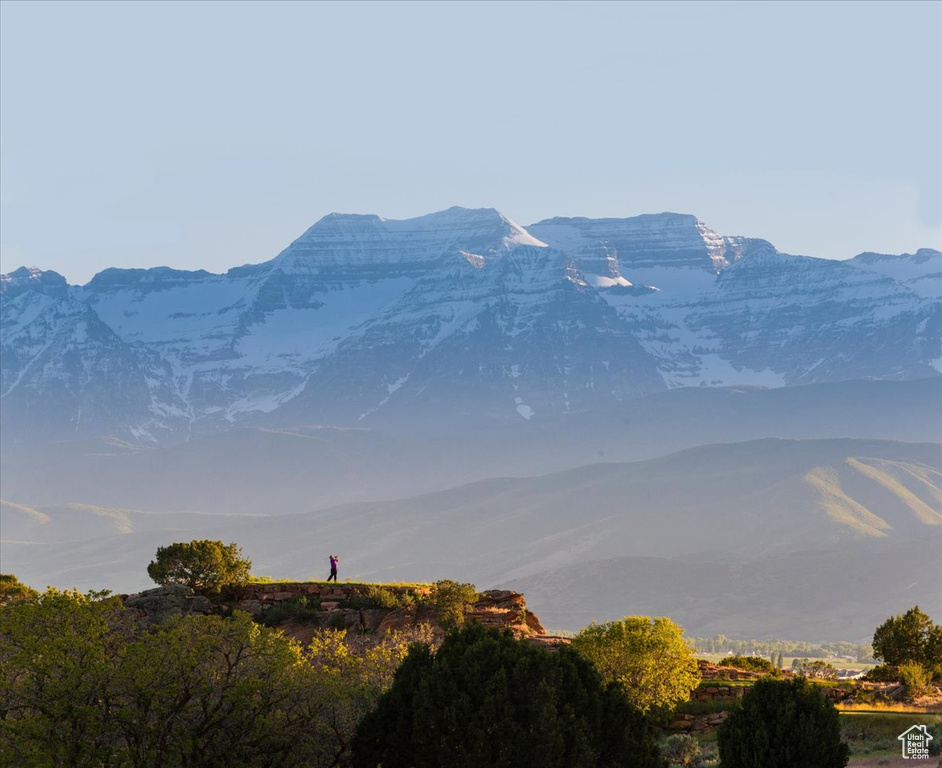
[428,579,479,629]
[794,659,839,680]
[351,623,666,768]
[0,588,130,767]
[0,574,38,607]
[872,606,942,680]
[304,625,433,767]
[0,585,384,768]
[146,539,251,593]
[114,611,327,768]
[718,655,776,673]
[717,678,850,768]
[862,663,899,682]
[571,616,700,715]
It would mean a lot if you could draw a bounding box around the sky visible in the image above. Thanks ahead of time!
[1,0,940,285]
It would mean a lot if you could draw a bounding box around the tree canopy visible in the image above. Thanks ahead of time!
[351,623,665,768]
[570,616,700,715]
[0,586,420,768]
[718,655,776,673]
[0,573,38,606]
[872,605,942,680]
[717,677,850,768]
[793,658,838,680]
[146,539,252,593]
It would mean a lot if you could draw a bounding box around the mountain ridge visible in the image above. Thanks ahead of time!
[3,436,938,639]
[1,207,939,445]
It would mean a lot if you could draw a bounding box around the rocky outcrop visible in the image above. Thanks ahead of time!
[123,582,549,640]
[464,589,545,636]
[237,583,546,639]
[124,585,214,624]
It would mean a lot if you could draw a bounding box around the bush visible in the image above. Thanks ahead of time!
[428,579,478,628]
[662,733,701,766]
[899,661,931,699]
[146,540,251,594]
[369,585,408,608]
[347,585,416,610]
[718,655,775,673]
[259,595,322,626]
[351,623,666,768]
[717,678,849,768]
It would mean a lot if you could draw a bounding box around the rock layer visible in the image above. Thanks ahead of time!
[123,582,548,639]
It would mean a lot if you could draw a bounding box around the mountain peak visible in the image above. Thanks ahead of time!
[0,266,69,298]
[530,211,700,228]
[848,248,942,298]
[851,248,942,264]
[528,212,767,280]
[85,266,214,292]
[305,206,545,245]
[265,206,547,277]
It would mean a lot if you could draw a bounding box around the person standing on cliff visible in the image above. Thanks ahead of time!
[327,554,339,582]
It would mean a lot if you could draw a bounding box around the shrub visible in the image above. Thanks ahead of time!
[368,585,406,608]
[663,733,701,766]
[347,585,416,610]
[428,579,478,629]
[258,595,322,626]
[718,655,775,673]
[351,623,666,768]
[898,661,931,699]
[717,678,850,768]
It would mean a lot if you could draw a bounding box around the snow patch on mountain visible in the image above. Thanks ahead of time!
[2,207,939,443]
[849,248,942,298]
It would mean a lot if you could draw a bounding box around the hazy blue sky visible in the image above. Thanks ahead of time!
[1,0,940,284]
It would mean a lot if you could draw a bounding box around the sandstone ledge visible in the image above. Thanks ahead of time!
[124,583,548,640]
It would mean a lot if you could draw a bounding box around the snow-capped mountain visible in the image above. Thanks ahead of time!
[848,248,942,299]
[2,208,939,443]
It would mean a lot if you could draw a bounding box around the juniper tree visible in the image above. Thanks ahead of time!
[351,623,666,768]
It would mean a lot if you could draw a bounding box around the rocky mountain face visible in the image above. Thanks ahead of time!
[848,248,942,298]
[1,208,939,443]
